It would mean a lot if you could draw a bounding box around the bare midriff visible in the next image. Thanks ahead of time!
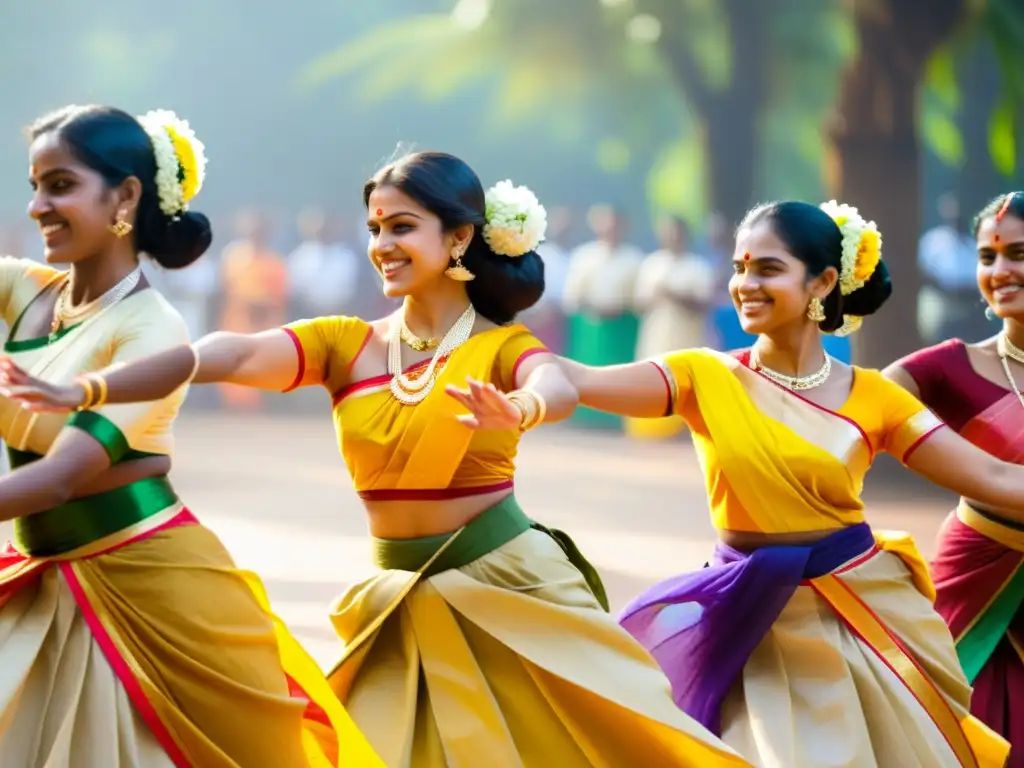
[364,487,515,539]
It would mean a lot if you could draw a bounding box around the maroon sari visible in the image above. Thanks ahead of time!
[901,340,1024,764]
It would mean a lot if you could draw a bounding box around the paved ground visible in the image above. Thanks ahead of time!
[3,411,959,667]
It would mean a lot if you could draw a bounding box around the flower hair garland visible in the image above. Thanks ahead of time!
[136,109,207,218]
[482,180,547,257]
[819,199,883,336]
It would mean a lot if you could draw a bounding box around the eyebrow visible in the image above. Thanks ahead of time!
[29,167,76,184]
[733,254,786,265]
[368,211,423,223]
[979,239,1024,250]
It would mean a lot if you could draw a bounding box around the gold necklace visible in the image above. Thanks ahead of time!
[51,266,142,337]
[997,334,1024,409]
[388,305,476,405]
[750,350,832,391]
[399,323,439,351]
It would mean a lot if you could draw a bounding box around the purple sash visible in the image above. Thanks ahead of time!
[619,522,874,734]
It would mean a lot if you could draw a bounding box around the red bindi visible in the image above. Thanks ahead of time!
[743,252,751,261]
[376,208,383,216]
[995,234,1001,243]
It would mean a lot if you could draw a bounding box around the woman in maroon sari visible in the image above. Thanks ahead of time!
[886,190,1024,765]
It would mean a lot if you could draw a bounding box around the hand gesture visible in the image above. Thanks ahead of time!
[0,358,85,412]
[445,377,522,430]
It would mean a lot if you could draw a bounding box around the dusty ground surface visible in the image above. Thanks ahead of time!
[1,412,956,665]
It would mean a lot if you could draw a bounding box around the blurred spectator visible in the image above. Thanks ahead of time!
[563,205,644,429]
[521,205,572,353]
[628,216,715,439]
[218,210,289,410]
[918,193,993,343]
[288,207,359,318]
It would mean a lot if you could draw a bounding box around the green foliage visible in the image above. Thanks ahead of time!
[921,0,1024,175]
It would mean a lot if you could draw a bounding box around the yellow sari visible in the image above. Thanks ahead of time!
[0,257,380,768]
[623,348,1010,767]
[282,316,748,767]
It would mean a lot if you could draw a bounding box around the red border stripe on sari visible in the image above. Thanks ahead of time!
[60,561,193,768]
[810,573,983,767]
[357,480,514,501]
[902,423,945,463]
[281,327,306,393]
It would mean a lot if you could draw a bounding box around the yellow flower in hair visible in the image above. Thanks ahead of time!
[855,227,881,284]
[165,125,201,203]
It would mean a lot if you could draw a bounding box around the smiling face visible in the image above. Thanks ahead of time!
[27,131,128,265]
[366,184,472,298]
[977,212,1024,320]
[729,219,836,335]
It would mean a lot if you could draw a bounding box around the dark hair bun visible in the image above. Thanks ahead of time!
[463,233,545,325]
[137,210,212,270]
[818,259,891,332]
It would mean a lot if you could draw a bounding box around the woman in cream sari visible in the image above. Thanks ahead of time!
[0,105,377,767]
[454,200,1024,766]
[3,152,749,766]
[886,191,1024,765]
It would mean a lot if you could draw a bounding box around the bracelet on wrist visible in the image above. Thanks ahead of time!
[508,389,547,432]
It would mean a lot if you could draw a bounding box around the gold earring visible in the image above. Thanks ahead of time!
[108,211,133,238]
[806,297,826,322]
[444,247,475,282]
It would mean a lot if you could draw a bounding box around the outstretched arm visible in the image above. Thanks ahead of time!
[1,329,304,410]
[557,357,676,418]
[904,429,1024,525]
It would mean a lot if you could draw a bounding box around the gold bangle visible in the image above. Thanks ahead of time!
[509,390,546,431]
[76,377,95,411]
[87,374,109,409]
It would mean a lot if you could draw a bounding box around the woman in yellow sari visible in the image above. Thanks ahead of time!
[0,105,376,767]
[453,199,1024,766]
[1,151,749,766]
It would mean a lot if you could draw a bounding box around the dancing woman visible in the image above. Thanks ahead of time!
[2,151,749,766]
[0,105,378,767]
[885,191,1024,765]
[453,200,1017,766]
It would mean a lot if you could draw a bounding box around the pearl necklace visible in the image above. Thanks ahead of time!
[51,266,143,336]
[388,305,476,405]
[750,349,832,391]
[997,333,1024,410]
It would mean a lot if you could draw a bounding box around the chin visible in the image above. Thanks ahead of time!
[381,280,412,299]
[43,248,74,265]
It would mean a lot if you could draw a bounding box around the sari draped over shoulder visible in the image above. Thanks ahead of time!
[0,258,380,768]
[282,322,748,767]
[932,391,1024,765]
[622,348,1009,768]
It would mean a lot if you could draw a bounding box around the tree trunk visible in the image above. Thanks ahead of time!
[658,0,768,229]
[959,45,1006,216]
[831,0,969,368]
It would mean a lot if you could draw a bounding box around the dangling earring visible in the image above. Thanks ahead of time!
[108,210,133,238]
[806,297,826,322]
[985,305,997,321]
[445,246,475,282]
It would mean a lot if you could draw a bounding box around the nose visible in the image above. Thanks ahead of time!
[27,191,50,221]
[991,254,1015,280]
[736,270,760,294]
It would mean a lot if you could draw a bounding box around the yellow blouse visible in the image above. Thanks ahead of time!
[283,316,548,499]
[662,348,943,534]
[0,256,190,463]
